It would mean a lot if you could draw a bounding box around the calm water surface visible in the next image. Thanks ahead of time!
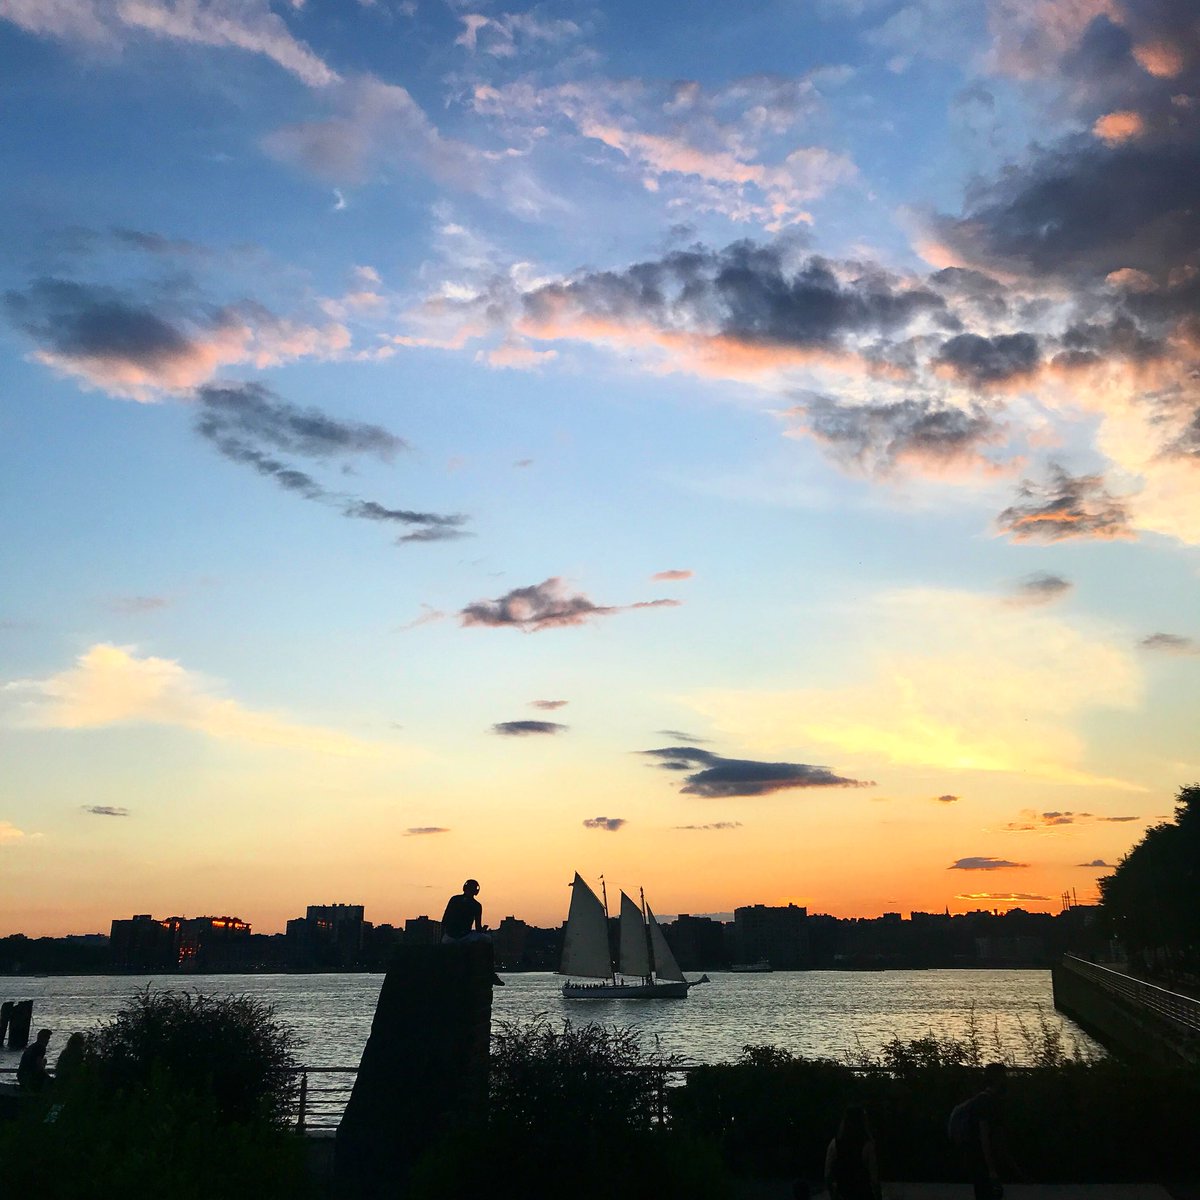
[0,970,1099,1070]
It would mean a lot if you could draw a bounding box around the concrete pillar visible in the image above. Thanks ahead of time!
[335,941,493,1198]
[0,1002,11,1046]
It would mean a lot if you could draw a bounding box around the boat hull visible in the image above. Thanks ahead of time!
[562,980,689,999]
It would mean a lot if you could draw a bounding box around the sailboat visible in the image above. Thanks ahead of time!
[559,872,694,999]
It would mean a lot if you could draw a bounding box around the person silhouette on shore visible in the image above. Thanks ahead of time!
[54,1032,87,1087]
[17,1029,52,1093]
[962,1062,1022,1199]
[824,1103,881,1200]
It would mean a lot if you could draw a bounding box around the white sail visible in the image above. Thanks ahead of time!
[619,891,651,978]
[646,904,685,982]
[559,873,612,979]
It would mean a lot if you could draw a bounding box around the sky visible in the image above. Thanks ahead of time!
[1,0,1197,938]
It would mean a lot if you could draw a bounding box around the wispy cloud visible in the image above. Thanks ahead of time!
[935,794,960,803]
[955,892,1050,902]
[530,699,568,710]
[492,720,567,736]
[195,383,469,544]
[675,821,743,831]
[582,815,626,831]
[652,569,693,581]
[0,0,339,87]
[1077,859,1113,868]
[4,643,377,757]
[4,278,350,400]
[1008,572,1072,606]
[405,826,449,836]
[82,805,130,817]
[460,577,679,632]
[0,821,34,845]
[642,745,873,797]
[108,595,172,615]
[950,856,1028,870]
[1139,632,1199,655]
[997,466,1134,542]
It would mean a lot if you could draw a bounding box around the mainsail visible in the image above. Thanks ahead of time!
[646,905,685,982]
[559,872,612,979]
[618,891,651,978]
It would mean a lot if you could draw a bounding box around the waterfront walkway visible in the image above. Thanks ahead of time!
[736,1185,1176,1200]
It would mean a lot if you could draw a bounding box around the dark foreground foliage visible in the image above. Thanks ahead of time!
[0,989,310,1200]
[409,1017,731,1200]
[672,1022,1200,1185]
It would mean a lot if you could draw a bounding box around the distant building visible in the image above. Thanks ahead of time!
[664,914,728,970]
[110,914,175,970]
[493,916,530,969]
[404,915,442,946]
[733,903,810,969]
[283,904,367,968]
[110,914,251,970]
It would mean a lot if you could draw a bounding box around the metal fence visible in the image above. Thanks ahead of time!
[1061,955,1200,1037]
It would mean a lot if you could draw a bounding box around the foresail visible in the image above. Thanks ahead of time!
[559,872,612,979]
[619,891,651,978]
[646,905,685,982]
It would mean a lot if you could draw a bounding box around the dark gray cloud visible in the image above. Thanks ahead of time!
[949,856,1029,870]
[82,805,130,817]
[996,465,1132,541]
[1139,632,1200,655]
[930,0,1200,286]
[583,816,626,831]
[523,240,950,350]
[797,395,1002,476]
[675,821,743,830]
[934,332,1040,385]
[530,699,568,710]
[935,794,959,803]
[194,382,469,544]
[657,729,707,743]
[642,746,873,797]
[5,278,194,373]
[1010,572,1073,606]
[1077,859,1113,868]
[1099,815,1139,822]
[492,720,568,736]
[460,577,679,631]
[196,383,405,460]
[404,826,449,836]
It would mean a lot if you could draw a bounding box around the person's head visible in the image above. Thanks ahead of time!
[983,1061,1008,1094]
[838,1103,871,1147]
[64,1032,85,1051]
[463,879,480,897]
[35,1029,51,1047]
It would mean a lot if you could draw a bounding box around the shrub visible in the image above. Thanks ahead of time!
[409,1017,732,1200]
[87,987,299,1124]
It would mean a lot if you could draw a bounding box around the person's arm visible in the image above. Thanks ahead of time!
[473,899,484,931]
[824,1139,838,1198]
[863,1140,882,1200]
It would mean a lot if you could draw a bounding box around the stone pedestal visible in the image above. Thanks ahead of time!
[335,941,493,1197]
[6,1001,32,1050]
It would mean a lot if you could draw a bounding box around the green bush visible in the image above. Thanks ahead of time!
[671,1025,1200,1184]
[88,987,299,1124]
[409,1017,733,1199]
[0,989,310,1200]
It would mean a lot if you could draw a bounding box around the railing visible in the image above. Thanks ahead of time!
[1061,955,1200,1037]
[287,1067,357,1133]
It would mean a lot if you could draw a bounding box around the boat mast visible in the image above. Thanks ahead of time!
[600,875,616,985]
[640,887,654,985]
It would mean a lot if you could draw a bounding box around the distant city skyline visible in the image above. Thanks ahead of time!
[2,0,1197,937]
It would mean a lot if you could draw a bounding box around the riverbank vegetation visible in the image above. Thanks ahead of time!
[0,989,310,1200]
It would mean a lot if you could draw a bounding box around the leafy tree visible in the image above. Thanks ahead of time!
[1100,784,1200,972]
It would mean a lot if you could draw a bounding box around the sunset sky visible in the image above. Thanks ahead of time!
[1,0,1197,937]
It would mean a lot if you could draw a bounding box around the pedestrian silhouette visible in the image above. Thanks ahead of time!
[825,1103,881,1200]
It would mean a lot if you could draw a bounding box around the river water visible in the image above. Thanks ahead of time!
[0,969,1099,1071]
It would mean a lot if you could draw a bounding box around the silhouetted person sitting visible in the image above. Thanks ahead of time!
[961,1061,1022,1199]
[17,1029,52,1093]
[824,1103,881,1200]
[54,1032,87,1087]
[441,879,505,984]
[441,879,487,943]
